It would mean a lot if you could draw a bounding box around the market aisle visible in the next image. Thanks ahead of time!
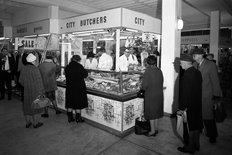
[0,96,232,155]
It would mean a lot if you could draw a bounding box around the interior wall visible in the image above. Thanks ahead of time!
[12,7,49,26]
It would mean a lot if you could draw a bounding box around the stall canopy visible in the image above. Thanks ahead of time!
[59,8,161,34]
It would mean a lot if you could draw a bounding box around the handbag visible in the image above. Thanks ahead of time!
[31,95,52,109]
[214,101,227,123]
[137,89,145,98]
[134,117,150,135]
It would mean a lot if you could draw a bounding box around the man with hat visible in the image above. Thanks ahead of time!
[177,54,203,154]
[192,48,222,143]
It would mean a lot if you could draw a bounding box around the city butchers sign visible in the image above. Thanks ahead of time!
[59,8,121,34]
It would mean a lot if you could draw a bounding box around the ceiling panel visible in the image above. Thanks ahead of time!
[0,0,231,30]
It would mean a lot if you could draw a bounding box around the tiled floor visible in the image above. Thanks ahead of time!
[0,96,232,155]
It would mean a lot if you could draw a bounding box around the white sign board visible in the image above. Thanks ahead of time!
[121,8,161,34]
[18,38,36,49]
[13,19,50,37]
[181,35,210,44]
[59,8,122,34]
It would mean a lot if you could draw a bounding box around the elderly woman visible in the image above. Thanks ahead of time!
[141,55,164,136]
[19,53,44,128]
[65,55,88,123]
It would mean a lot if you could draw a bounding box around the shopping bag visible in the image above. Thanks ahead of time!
[214,101,227,123]
[176,115,184,138]
[31,95,52,109]
[176,111,188,140]
[134,117,150,135]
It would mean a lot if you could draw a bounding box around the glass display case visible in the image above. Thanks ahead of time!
[85,69,143,96]
[56,69,143,98]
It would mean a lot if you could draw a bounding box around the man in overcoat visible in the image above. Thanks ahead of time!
[177,54,203,154]
[192,48,222,143]
[0,48,15,100]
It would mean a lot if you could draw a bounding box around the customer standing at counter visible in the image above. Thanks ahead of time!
[65,55,88,123]
[192,48,222,143]
[141,55,164,136]
[39,55,61,118]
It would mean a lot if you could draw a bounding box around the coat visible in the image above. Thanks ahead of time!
[198,59,222,119]
[19,64,44,115]
[0,53,16,80]
[39,60,59,92]
[65,61,88,109]
[142,66,164,119]
[179,67,203,131]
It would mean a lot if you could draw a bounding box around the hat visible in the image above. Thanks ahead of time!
[191,48,205,55]
[180,54,193,62]
[26,53,36,62]
[71,55,81,62]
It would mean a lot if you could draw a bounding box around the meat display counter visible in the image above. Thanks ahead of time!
[56,69,144,136]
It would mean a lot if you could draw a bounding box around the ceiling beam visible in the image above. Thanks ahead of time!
[218,0,232,16]
[12,0,100,14]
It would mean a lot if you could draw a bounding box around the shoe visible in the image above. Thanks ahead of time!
[56,111,62,114]
[76,113,85,123]
[0,97,4,100]
[177,147,194,154]
[67,112,75,123]
[41,113,49,118]
[25,122,32,128]
[145,130,158,137]
[209,137,217,143]
[33,122,43,128]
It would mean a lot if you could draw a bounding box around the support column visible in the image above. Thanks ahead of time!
[161,0,182,114]
[48,5,59,34]
[210,11,220,65]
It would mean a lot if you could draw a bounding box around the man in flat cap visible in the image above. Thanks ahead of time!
[192,48,222,143]
[177,54,203,154]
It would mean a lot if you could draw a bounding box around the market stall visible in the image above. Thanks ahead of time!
[57,8,161,136]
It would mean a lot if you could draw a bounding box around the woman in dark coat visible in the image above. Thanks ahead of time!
[65,55,88,123]
[141,55,164,136]
[19,53,44,128]
[177,54,203,154]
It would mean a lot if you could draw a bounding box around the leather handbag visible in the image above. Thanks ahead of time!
[134,117,150,135]
[214,101,227,123]
[31,95,52,109]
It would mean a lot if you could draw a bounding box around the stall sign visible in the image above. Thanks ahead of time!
[18,38,36,49]
[142,32,153,42]
[59,8,122,34]
[121,8,161,34]
[13,19,49,37]
[181,35,210,44]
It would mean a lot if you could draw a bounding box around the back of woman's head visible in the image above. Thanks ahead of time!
[147,55,157,66]
[71,55,81,62]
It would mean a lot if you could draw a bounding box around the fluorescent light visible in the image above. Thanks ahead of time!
[126,28,138,33]
[72,31,93,35]
[38,33,50,36]
[24,35,37,38]
[99,38,114,41]
[177,19,184,30]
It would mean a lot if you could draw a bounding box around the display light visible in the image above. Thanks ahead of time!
[177,19,184,30]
